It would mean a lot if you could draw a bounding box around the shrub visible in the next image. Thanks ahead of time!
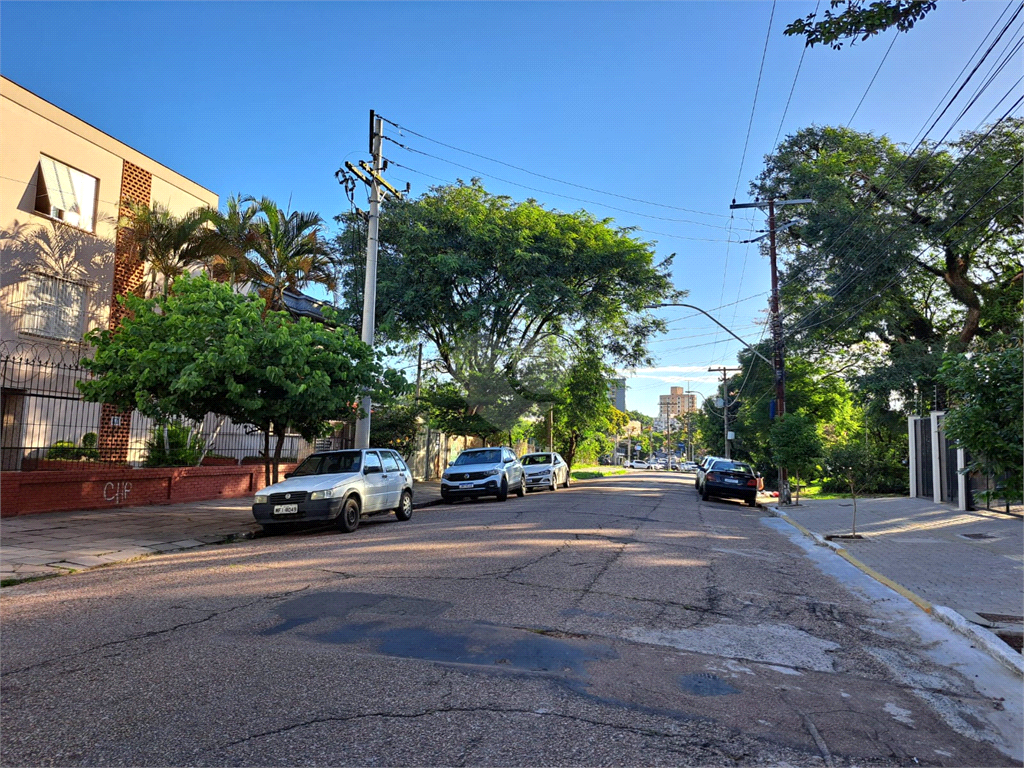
[46,440,80,460]
[144,421,204,467]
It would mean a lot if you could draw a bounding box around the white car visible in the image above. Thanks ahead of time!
[253,448,414,534]
[628,459,651,470]
[520,451,570,491]
[440,447,525,503]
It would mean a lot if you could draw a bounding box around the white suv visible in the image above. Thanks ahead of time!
[441,447,525,503]
[253,448,413,534]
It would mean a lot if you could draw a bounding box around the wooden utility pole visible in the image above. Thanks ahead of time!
[708,367,742,458]
[730,197,812,501]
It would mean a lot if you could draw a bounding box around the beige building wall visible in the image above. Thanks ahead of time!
[0,76,218,352]
[658,386,697,421]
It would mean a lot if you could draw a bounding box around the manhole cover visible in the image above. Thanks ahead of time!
[678,673,740,697]
[960,532,996,540]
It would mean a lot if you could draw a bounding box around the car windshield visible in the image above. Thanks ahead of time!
[291,451,362,477]
[452,450,502,466]
[521,454,551,466]
[711,461,753,475]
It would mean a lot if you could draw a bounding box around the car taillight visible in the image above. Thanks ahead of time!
[706,472,717,482]
[746,478,757,487]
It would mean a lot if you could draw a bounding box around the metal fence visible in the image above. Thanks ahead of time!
[0,341,314,471]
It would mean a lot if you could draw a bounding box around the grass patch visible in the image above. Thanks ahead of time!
[1,573,63,588]
[794,484,903,501]
[571,467,628,480]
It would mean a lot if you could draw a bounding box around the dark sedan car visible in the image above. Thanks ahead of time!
[698,459,759,506]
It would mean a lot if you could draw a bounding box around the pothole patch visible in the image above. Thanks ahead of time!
[623,623,840,672]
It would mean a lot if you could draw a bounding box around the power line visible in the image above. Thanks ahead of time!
[377,114,734,220]
[385,150,758,232]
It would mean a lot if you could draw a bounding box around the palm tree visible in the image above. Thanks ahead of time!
[246,197,336,312]
[119,201,218,297]
[201,195,260,289]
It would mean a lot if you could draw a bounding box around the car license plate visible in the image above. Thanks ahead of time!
[725,478,740,484]
[273,503,298,515]
[459,482,475,489]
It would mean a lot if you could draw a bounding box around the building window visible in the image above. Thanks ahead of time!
[20,274,86,341]
[34,156,98,232]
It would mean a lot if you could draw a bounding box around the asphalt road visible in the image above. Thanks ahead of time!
[1,473,1019,766]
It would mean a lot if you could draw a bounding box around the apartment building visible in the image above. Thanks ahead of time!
[0,76,219,469]
[658,386,696,424]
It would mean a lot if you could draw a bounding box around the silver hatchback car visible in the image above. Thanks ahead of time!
[252,448,414,534]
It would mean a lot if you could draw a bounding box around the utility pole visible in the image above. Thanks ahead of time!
[709,367,742,458]
[342,111,408,450]
[730,197,812,501]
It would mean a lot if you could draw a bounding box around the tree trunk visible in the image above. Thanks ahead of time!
[197,415,227,466]
[847,470,858,536]
[795,469,801,505]
[272,422,286,485]
[263,428,272,487]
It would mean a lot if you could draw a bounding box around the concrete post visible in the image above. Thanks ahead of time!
[930,411,944,504]
[907,416,918,499]
[957,448,968,511]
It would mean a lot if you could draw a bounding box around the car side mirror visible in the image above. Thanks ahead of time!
[284,473,292,479]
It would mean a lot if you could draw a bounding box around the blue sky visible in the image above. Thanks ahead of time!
[2,1,1019,417]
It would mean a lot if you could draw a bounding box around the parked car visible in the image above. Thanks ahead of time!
[628,459,651,470]
[520,451,570,492]
[440,447,525,503]
[698,459,760,506]
[694,455,725,488]
[681,461,699,472]
[252,448,414,534]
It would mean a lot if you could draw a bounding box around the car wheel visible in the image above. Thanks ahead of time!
[516,478,526,497]
[395,490,413,521]
[496,478,509,501]
[549,474,557,491]
[562,471,570,488]
[336,496,361,533]
[746,495,758,507]
[701,489,710,502]
[440,490,453,504]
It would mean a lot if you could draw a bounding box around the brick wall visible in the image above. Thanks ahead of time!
[98,161,153,462]
[0,463,296,517]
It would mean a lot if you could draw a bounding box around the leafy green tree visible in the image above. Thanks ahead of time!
[334,181,677,428]
[939,339,1023,504]
[551,350,617,472]
[823,441,874,535]
[785,0,938,49]
[79,275,399,483]
[770,412,824,504]
[369,398,424,459]
[203,194,261,288]
[119,201,218,297]
[753,121,1022,412]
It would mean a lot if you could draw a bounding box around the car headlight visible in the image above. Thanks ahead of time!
[309,488,337,501]
[254,494,269,504]
[486,468,500,476]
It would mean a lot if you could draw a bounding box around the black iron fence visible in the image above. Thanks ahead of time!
[0,341,314,471]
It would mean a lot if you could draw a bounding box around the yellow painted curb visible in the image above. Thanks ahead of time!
[834,549,934,614]
[773,510,935,615]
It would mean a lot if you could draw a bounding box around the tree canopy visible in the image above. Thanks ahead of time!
[752,119,1023,408]
[334,181,678,430]
[785,0,939,49]
[79,275,401,482]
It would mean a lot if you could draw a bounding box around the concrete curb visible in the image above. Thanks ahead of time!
[932,605,1024,678]
[766,505,1022,678]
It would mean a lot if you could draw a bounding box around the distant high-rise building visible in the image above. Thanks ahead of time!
[659,386,696,423]
[608,378,627,412]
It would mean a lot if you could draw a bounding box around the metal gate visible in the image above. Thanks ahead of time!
[914,417,933,499]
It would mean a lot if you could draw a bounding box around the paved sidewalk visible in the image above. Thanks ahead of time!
[768,495,1023,655]
[1,480,444,584]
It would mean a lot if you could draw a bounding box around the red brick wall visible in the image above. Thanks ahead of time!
[0,464,296,517]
